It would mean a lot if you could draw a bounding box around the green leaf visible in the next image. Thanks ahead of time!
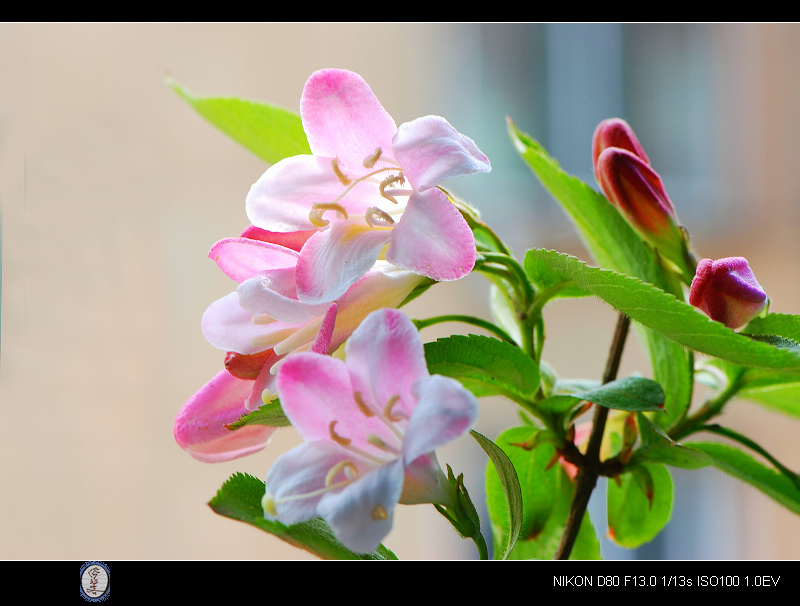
[690,442,800,515]
[571,377,665,412]
[472,430,524,559]
[168,78,310,165]
[208,472,396,560]
[527,248,800,372]
[737,370,800,420]
[511,121,693,428]
[631,413,712,469]
[424,334,540,404]
[607,463,674,548]
[745,313,800,342]
[226,400,291,429]
[524,252,589,299]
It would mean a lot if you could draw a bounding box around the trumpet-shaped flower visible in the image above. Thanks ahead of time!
[689,257,768,329]
[261,308,479,553]
[246,68,491,304]
[174,229,426,463]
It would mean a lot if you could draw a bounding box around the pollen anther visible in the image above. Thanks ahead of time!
[353,391,375,417]
[365,207,395,228]
[379,174,406,204]
[371,505,388,520]
[362,147,383,168]
[325,459,359,486]
[384,395,406,422]
[329,420,351,446]
[331,158,352,185]
[309,202,349,227]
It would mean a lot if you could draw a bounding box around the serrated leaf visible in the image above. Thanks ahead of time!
[524,252,589,299]
[472,430,523,559]
[737,372,800,420]
[745,313,800,342]
[690,442,800,515]
[226,400,291,429]
[571,377,665,412]
[208,472,396,560]
[511,121,693,428]
[169,79,310,165]
[527,248,800,372]
[607,463,673,548]
[424,334,540,404]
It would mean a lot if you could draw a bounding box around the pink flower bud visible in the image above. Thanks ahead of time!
[592,118,650,179]
[595,147,686,270]
[689,257,768,329]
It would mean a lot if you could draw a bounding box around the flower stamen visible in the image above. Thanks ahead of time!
[371,505,388,520]
[309,202,349,228]
[365,207,395,228]
[325,459,359,486]
[353,391,376,417]
[331,158,352,185]
[379,174,407,204]
[362,147,383,168]
[384,395,407,422]
[329,420,351,446]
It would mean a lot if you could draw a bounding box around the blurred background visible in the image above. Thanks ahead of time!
[2,22,799,560]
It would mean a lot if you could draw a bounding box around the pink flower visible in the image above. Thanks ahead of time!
[261,309,479,553]
[174,229,426,463]
[245,68,491,304]
[689,257,768,329]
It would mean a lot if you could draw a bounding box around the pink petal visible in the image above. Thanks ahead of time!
[310,303,338,354]
[174,370,274,463]
[300,68,398,169]
[403,374,479,464]
[295,222,392,304]
[276,353,395,451]
[209,237,299,283]
[246,154,382,232]
[392,115,491,191]
[240,225,314,252]
[344,309,428,421]
[236,272,330,324]
[386,188,476,281]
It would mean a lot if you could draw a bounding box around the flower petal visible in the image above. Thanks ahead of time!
[344,308,428,420]
[317,458,405,554]
[300,68,398,168]
[239,224,315,252]
[295,222,392,304]
[392,115,491,191]
[264,440,366,526]
[209,237,299,283]
[202,292,304,355]
[174,370,274,463]
[403,374,479,464]
[236,271,330,324]
[386,188,476,281]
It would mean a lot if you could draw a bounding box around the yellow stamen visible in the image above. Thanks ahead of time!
[331,158,352,185]
[353,391,375,417]
[329,421,351,446]
[362,147,383,168]
[384,395,406,422]
[379,174,406,204]
[365,207,395,228]
[367,434,400,454]
[324,459,359,486]
[371,505,388,520]
[262,492,278,517]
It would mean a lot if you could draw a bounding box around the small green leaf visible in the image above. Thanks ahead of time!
[571,377,665,412]
[424,334,540,404]
[690,442,800,514]
[208,472,396,560]
[168,78,310,165]
[631,414,712,469]
[473,430,524,559]
[527,248,800,372]
[737,371,800,420]
[226,400,291,429]
[607,463,674,548]
[745,313,800,342]
[524,253,589,299]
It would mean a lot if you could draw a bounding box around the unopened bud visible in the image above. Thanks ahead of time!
[224,349,274,380]
[592,118,650,179]
[596,147,687,273]
[689,257,768,329]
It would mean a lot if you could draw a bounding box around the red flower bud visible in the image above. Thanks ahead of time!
[689,257,768,329]
[592,118,650,180]
[595,147,686,271]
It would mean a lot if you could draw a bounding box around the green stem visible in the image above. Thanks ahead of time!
[671,368,744,441]
[413,314,516,344]
[555,312,631,560]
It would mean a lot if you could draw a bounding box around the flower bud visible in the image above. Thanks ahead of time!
[595,147,687,272]
[689,257,768,329]
[592,118,650,179]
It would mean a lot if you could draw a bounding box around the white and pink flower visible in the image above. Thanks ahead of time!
[245,68,491,304]
[262,308,479,553]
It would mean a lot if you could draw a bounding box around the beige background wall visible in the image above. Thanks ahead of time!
[1,23,799,560]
